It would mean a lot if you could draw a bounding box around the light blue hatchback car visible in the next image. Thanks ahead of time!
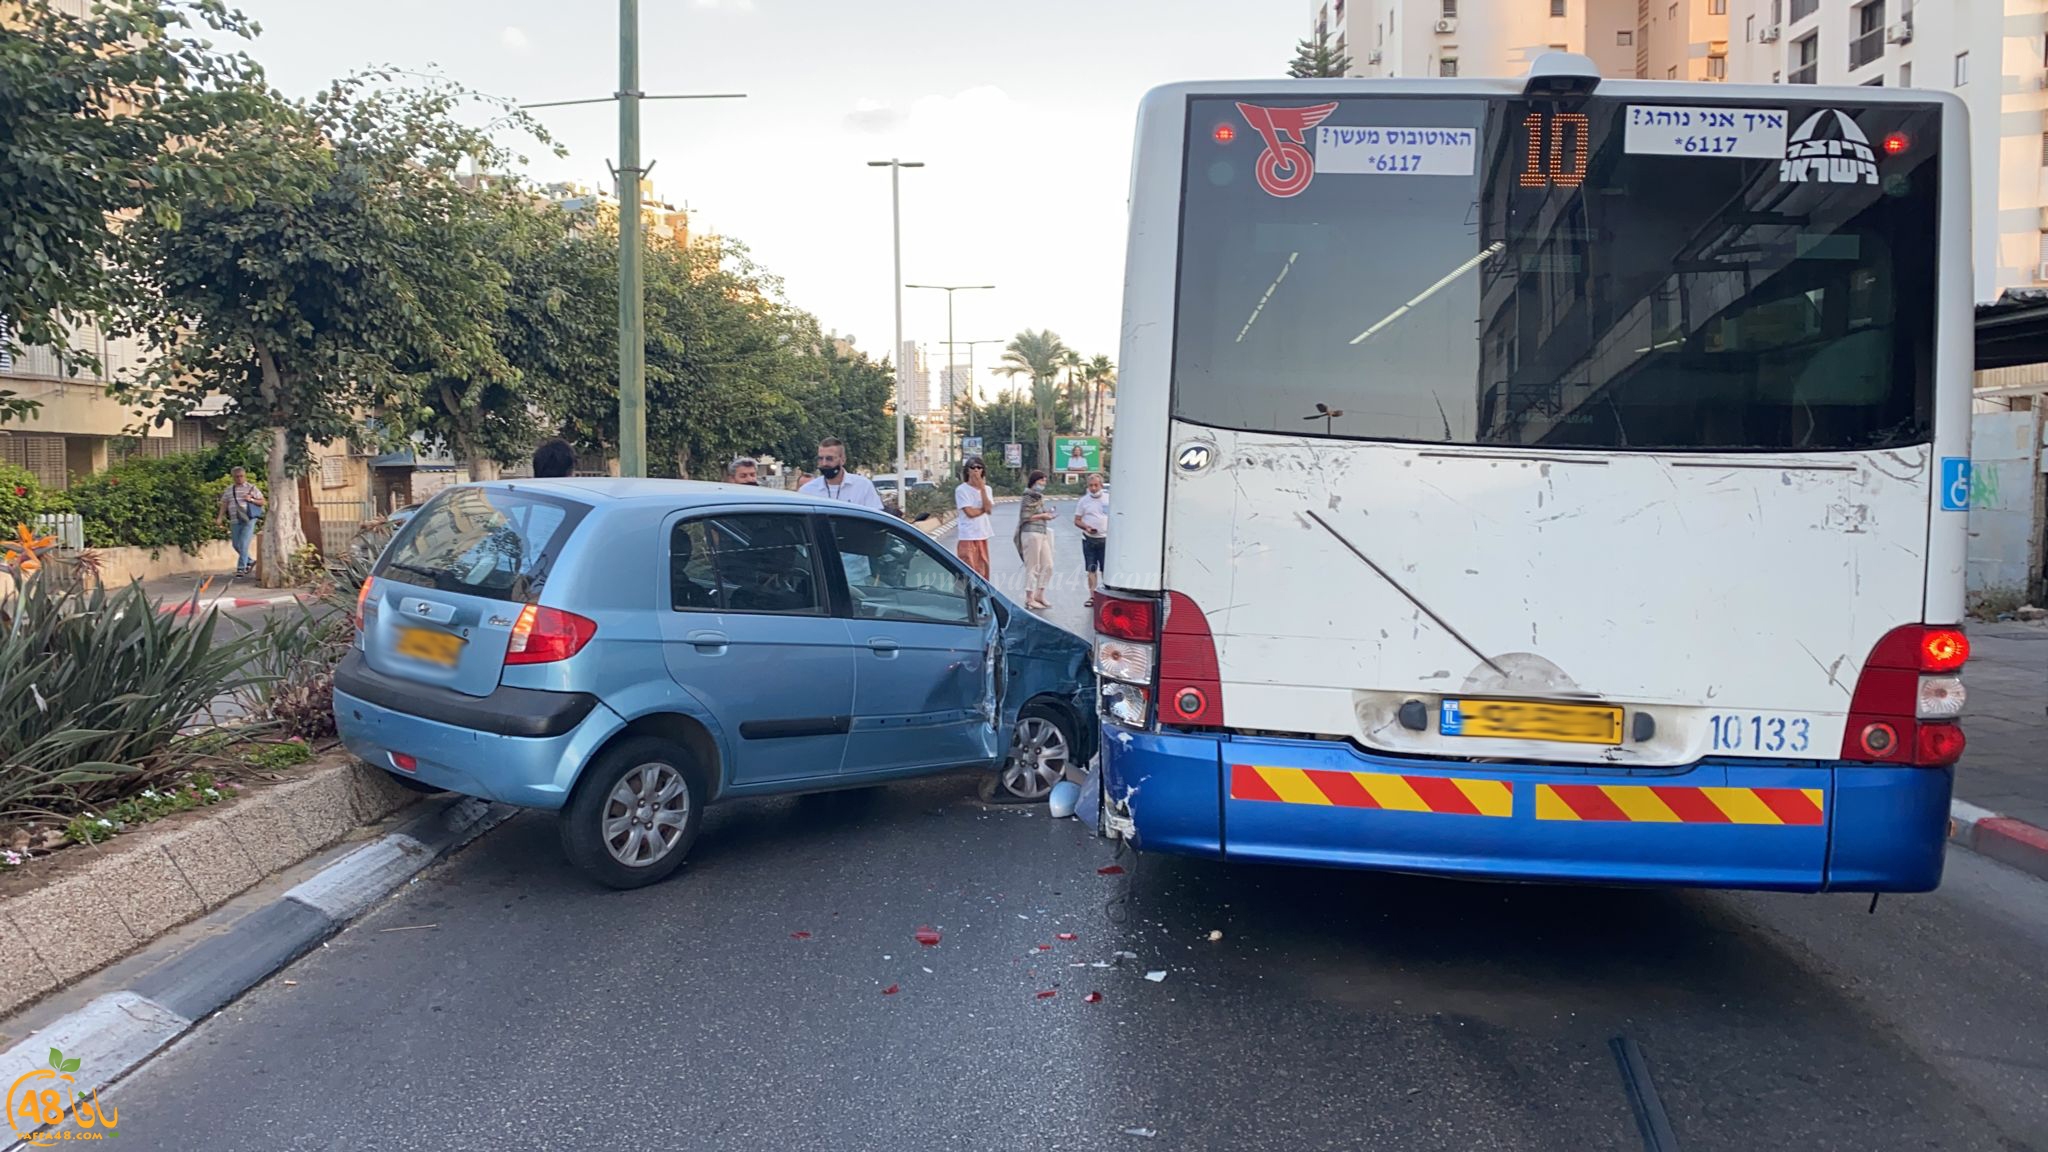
[334,479,1095,888]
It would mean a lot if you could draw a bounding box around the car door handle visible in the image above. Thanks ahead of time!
[867,637,900,656]
[686,629,729,652]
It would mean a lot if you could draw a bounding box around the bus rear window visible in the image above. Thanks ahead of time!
[1172,95,1940,453]
[379,487,586,603]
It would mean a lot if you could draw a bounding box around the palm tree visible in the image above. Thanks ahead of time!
[1000,329,1072,472]
[1083,354,1116,437]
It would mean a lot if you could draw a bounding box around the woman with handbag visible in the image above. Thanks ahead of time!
[1013,470,1057,611]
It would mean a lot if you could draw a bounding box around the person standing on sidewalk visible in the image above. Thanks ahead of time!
[216,467,266,578]
[1074,472,1109,607]
[953,456,995,579]
[799,438,884,509]
[532,438,576,478]
[1015,469,1056,610]
[726,457,759,485]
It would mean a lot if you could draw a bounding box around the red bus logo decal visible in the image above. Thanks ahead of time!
[1235,102,1339,198]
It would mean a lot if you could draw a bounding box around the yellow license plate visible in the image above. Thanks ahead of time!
[1441,698,1623,745]
[395,626,464,667]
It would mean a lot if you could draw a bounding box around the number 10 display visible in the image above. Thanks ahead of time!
[1520,112,1590,189]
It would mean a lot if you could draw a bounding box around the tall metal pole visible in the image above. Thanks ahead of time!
[616,0,646,478]
[942,291,955,473]
[889,163,906,487]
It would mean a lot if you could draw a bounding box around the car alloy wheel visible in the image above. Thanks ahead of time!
[601,763,691,868]
[1002,714,1071,801]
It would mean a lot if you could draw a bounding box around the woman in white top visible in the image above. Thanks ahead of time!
[953,457,995,579]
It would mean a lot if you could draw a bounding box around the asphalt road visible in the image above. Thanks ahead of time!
[94,497,2048,1151]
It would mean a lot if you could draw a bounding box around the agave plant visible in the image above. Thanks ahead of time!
[0,574,265,823]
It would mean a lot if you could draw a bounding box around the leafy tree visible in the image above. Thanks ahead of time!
[771,342,905,475]
[1082,354,1116,437]
[409,188,612,480]
[998,329,1073,472]
[118,76,554,586]
[0,0,266,421]
[1288,29,1353,78]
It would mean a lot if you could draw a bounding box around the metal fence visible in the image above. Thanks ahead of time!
[313,498,374,560]
[34,512,83,551]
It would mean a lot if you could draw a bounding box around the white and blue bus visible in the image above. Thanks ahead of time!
[1094,55,1973,891]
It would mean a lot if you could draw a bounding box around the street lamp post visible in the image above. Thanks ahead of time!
[939,338,1003,440]
[907,284,992,476]
[869,160,924,489]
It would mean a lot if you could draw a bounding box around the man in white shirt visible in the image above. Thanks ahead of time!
[1073,472,1109,605]
[798,438,884,510]
[953,456,995,579]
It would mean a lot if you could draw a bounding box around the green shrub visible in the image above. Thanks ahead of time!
[66,445,264,552]
[0,464,38,532]
[0,574,262,821]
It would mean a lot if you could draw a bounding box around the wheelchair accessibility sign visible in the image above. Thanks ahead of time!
[1940,457,1971,512]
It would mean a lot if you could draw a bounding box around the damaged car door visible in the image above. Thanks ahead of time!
[825,513,1003,777]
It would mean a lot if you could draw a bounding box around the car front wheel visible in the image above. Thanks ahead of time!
[996,703,1075,803]
[559,737,706,889]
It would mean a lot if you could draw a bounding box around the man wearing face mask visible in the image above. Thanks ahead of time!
[798,437,885,510]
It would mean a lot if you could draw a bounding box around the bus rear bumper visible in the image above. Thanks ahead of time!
[1101,727,1952,893]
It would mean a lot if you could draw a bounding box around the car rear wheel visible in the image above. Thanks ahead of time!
[559,737,706,889]
[996,703,1074,803]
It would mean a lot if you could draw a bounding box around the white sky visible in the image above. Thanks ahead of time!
[225,0,1306,395]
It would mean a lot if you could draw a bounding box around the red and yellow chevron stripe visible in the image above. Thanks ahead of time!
[1534,783,1823,826]
[1230,764,1513,818]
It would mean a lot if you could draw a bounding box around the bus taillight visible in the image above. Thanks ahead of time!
[1841,624,1969,767]
[1095,595,1158,642]
[1161,591,1225,728]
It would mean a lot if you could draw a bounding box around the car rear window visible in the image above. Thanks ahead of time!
[379,487,587,603]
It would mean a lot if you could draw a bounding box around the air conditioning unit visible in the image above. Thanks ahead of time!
[1759,25,1781,41]
[1885,20,1912,44]
[1367,50,1384,64]
[1435,17,1458,33]
[2037,259,2048,282]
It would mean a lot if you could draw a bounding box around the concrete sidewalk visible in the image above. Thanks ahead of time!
[1960,622,2047,829]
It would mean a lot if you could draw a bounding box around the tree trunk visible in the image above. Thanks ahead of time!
[674,443,691,480]
[259,425,306,588]
[468,456,501,483]
[252,346,308,589]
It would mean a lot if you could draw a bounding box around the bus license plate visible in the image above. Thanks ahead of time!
[395,627,463,667]
[1440,698,1623,745]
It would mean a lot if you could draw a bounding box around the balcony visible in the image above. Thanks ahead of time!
[1788,62,1818,83]
[1849,28,1884,69]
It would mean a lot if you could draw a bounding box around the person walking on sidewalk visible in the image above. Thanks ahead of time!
[954,456,995,579]
[1015,469,1056,610]
[216,467,266,578]
[1074,472,1109,607]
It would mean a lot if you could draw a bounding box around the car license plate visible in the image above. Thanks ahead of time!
[395,626,463,667]
[1440,698,1623,745]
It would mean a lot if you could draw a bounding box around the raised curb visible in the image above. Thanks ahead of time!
[1950,799,2048,883]
[0,794,515,1138]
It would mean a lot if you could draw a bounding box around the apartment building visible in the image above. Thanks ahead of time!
[1312,0,1727,81]
[898,340,932,417]
[1726,1,2048,303]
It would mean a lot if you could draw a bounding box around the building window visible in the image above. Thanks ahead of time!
[1439,57,1459,76]
[1335,0,1345,18]
[1442,0,1455,16]
[1954,51,1968,85]
[1771,0,1783,21]
[1899,62,1910,85]
[2040,132,2048,165]
[1708,56,1727,79]
[1790,0,1817,19]
[1710,0,1727,12]
[1790,33,1819,83]
[1618,29,1634,45]
[1551,0,1566,15]
[1850,1,1884,68]
[1668,2,1678,20]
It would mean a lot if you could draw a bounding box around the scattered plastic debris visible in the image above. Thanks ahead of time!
[1048,780,1080,819]
[282,980,298,987]
[1090,961,1112,969]
[1057,932,1077,941]
[922,967,934,974]
[1113,950,1138,963]
[1098,865,1126,875]
[1145,970,1167,983]
[377,924,438,934]
[915,926,942,947]
[881,985,899,996]
[1084,992,1103,1004]
[1035,989,1058,999]
[1036,944,1052,952]
[1123,1127,1158,1139]
[790,931,812,940]
[1207,930,1223,942]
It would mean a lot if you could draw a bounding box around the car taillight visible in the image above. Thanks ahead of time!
[355,576,375,631]
[1841,624,1967,766]
[504,604,598,665]
[1159,591,1224,727]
